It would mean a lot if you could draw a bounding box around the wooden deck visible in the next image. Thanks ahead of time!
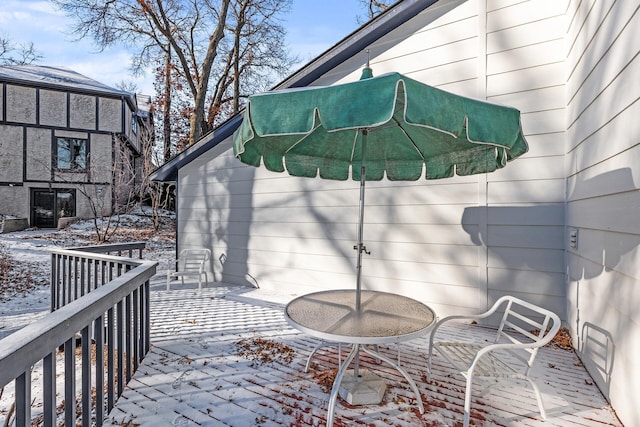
[104,279,622,426]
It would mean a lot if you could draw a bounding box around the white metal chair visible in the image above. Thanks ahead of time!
[427,295,561,427]
[166,248,211,291]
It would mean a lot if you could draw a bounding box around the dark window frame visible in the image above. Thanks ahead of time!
[55,137,88,171]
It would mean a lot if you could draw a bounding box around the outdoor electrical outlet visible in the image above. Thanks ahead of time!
[569,228,579,249]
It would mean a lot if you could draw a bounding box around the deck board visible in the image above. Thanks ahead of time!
[103,279,622,426]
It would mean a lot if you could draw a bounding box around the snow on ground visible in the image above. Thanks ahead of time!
[1,207,176,426]
[0,207,176,340]
[0,209,624,426]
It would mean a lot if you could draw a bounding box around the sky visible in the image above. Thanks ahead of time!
[0,0,367,95]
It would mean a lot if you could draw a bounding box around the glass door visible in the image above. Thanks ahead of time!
[32,190,56,228]
[31,189,76,228]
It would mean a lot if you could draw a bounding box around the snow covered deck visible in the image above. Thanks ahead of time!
[104,277,622,426]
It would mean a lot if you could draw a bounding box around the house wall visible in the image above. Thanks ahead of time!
[0,125,23,184]
[176,0,569,319]
[0,79,136,223]
[565,0,640,425]
[39,89,67,127]
[482,0,568,318]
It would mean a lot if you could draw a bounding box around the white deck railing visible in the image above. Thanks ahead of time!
[0,244,156,427]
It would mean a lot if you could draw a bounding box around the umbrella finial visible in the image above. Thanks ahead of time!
[360,49,373,80]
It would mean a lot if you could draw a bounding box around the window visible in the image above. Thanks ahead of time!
[57,190,75,218]
[56,137,87,170]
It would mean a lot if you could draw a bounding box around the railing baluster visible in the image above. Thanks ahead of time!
[61,254,67,306]
[133,288,140,371]
[80,256,86,297]
[100,258,105,287]
[117,300,124,397]
[51,254,57,311]
[95,315,105,427]
[93,258,99,291]
[15,370,31,426]
[43,352,56,427]
[74,255,79,300]
[64,336,76,427]
[107,306,115,412]
[81,325,91,427]
[144,280,150,354]
[126,294,132,382]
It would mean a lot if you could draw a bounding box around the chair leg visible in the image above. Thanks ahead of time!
[526,377,547,419]
[166,271,171,291]
[463,375,473,427]
[199,272,208,291]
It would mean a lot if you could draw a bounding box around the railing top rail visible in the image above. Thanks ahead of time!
[49,247,144,266]
[0,258,157,387]
[65,241,147,254]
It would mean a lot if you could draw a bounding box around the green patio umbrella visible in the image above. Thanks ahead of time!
[233,69,528,310]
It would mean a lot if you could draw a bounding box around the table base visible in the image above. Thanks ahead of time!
[327,344,425,425]
[338,369,386,405]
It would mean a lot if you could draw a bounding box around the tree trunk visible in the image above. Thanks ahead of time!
[163,46,172,162]
[188,0,231,146]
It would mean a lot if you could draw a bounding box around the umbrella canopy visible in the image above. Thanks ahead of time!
[233,72,528,181]
[233,70,528,310]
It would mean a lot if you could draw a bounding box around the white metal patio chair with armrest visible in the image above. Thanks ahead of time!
[166,248,211,291]
[427,295,561,427]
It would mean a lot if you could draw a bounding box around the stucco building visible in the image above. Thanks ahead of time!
[0,65,150,228]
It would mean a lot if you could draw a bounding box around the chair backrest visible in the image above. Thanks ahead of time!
[492,296,561,372]
[178,248,211,272]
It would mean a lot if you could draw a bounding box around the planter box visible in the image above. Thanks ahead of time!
[0,218,29,233]
[57,216,78,229]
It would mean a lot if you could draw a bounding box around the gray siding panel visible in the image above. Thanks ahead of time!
[177,0,573,322]
[566,0,640,424]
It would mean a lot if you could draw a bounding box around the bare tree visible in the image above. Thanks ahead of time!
[52,0,294,152]
[357,0,394,22]
[68,136,138,242]
[138,119,175,230]
[0,36,42,65]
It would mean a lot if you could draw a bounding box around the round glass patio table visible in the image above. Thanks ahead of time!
[285,289,436,425]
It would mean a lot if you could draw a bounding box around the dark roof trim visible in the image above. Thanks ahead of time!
[150,0,439,182]
[151,114,243,182]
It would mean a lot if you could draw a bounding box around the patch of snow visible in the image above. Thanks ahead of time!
[0,208,176,340]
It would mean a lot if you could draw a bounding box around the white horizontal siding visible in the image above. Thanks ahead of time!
[565,0,640,425]
[488,225,564,249]
[566,0,637,108]
[487,179,565,204]
[487,62,566,96]
[567,48,640,156]
[486,0,568,32]
[568,191,640,235]
[178,0,572,322]
[521,133,565,157]
[487,39,565,75]
[487,15,566,53]
[489,247,564,272]
[490,86,565,114]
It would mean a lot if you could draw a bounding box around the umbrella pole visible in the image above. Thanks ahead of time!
[355,129,369,313]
